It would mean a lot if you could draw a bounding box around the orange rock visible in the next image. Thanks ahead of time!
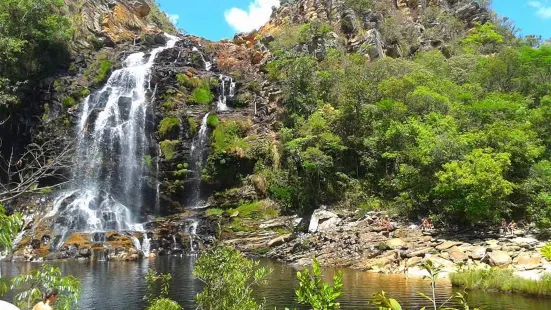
[251,51,264,65]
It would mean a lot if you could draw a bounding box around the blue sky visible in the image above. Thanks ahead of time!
[156,0,551,41]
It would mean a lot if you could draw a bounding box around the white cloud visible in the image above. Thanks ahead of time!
[528,0,551,19]
[167,14,180,25]
[225,0,280,33]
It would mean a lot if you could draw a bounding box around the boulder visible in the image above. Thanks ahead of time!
[488,251,512,267]
[386,238,406,250]
[436,241,463,251]
[267,234,293,247]
[129,0,150,17]
[448,247,468,263]
[467,246,487,260]
[406,247,432,258]
[308,209,340,233]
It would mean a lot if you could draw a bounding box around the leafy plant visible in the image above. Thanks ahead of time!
[295,258,343,310]
[10,264,81,310]
[144,270,182,310]
[193,245,270,310]
[542,242,551,260]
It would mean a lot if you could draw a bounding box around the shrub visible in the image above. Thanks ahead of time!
[206,114,220,128]
[296,258,343,309]
[212,120,251,153]
[193,245,270,310]
[206,208,225,216]
[62,96,76,108]
[190,87,213,105]
[160,140,179,161]
[158,117,181,139]
[542,242,551,260]
[94,60,113,84]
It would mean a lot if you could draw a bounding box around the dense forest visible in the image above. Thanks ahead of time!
[205,0,551,228]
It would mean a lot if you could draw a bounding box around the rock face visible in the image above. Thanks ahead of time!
[65,0,176,47]
[260,0,490,57]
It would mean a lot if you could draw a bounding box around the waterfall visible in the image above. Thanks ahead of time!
[47,34,179,246]
[155,143,161,215]
[187,113,210,208]
[217,75,229,112]
[229,78,236,98]
[187,219,199,253]
[192,47,212,71]
[142,233,151,256]
[130,235,142,252]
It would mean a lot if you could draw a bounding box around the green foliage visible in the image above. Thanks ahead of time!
[435,148,513,223]
[144,270,182,310]
[11,264,81,310]
[143,155,153,170]
[61,96,76,108]
[462,22,504,54]
[190,86,213,105]
[160,140,179,161]
[206,208,225,217]
[158,117,181,139]
[228,201,278,220]
[0,0,71,108]
[211,120,251,153]
[541,243,551,260]
[295,258,343,310]
[193,245,270,310]
[0,205,22,254]
[450,268,551,296]
[188,117,199,135]
[206,114,220,128]
[94,60,113,84]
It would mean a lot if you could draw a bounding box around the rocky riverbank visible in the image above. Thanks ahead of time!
[223,207,550,279]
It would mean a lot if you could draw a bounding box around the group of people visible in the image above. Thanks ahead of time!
[420,218,434,231]
[0,288,58,310]
[501,219,518,235]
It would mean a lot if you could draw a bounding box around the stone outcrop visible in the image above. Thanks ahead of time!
[65,0,176,48]
[222,207,551,278]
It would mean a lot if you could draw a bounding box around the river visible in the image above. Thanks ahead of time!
[1,256,549,309]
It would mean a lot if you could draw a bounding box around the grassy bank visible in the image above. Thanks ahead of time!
[450,269,551,296]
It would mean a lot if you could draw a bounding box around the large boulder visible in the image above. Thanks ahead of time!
[308,209,341,233]
[488,251,512,267]
[386,238,407,250]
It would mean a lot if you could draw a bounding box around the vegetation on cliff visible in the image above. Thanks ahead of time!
[205,1,551,228]
[0,0,71,109]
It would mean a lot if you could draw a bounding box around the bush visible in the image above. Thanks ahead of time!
[190,87,213,105]
[212,120,251,153]
[158,117,181,139]
[62,96,76,108]
[193,245,270,310]
[296,258,343,309]
[160,140,179,161]
[94,60,113,84]
[206,114,220,128]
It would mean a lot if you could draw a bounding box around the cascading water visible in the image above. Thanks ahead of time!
[217,75,230,111]
[192,47,212,71]
[187,219,199,253]
[186,113,210,207]
[48,34,179,247]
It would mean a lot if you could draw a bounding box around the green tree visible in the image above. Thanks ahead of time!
[10,264,81,310]
[434,148,514,223]
[193,245,270,310]
[144,270,182,310]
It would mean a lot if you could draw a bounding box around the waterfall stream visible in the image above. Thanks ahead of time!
[192,47,212,71]
[187,113,210,207]
[47,34,178,247]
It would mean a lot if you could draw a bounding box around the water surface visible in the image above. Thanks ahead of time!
[1,257,549,309]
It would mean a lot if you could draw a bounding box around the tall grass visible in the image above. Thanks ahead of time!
[450,269,551,296]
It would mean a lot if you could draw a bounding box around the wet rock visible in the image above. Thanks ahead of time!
[448,247,468,263]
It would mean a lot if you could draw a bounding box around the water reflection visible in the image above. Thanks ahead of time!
[1,257,550,309]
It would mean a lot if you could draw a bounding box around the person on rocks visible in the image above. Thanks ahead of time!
[32,288,58,310]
